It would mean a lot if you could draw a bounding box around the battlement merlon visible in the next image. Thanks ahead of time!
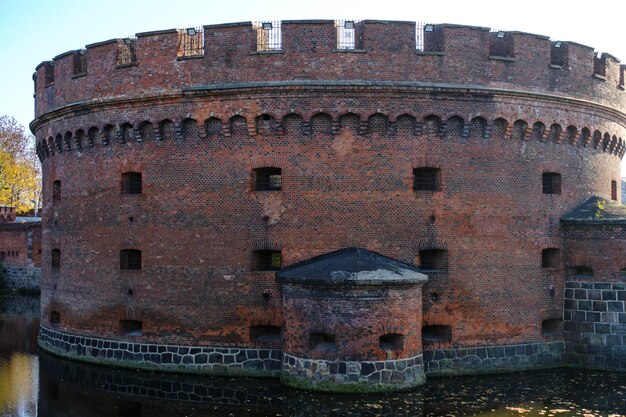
[33,19,626,119]
[0,206,17,223]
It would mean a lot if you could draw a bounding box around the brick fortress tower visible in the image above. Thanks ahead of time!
[32,20,626,392]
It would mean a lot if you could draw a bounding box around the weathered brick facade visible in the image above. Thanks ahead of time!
[0,206,41,291]
[31,20,626,391]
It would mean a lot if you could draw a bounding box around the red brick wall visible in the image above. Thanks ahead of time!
[563,225,626,281]
[281,284,423,361]
[32,20,625,350]
[0,225,40,267]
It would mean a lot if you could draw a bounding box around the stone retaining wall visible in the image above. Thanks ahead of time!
[0,295,40,316]
[38,325,282,377]
[424,342,566,375]
[39,321,624,390]
[563,281,626,370]
[1,265,40,291]
[281,353,425,393]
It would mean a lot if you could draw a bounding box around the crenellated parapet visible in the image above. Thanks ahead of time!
[32,20,626,122]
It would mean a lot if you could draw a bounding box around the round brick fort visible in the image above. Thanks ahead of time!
[32,20,626,392]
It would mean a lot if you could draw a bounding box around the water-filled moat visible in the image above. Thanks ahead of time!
[1,295,625,417]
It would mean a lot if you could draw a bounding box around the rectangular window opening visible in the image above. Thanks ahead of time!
[551,42,567,67]
[418,249,447,271]
[254,167,282,191]
[121,172,142,194]
[120,249,142,270]
[422,325,452,344]
[177,27,204,58]
[541,248,560,268]
[120,320,142,337]
[50,311,60,325]
[73,50,87,75]
[117,38,137,67]
[542,319,562,337]
[542,172,561,195]
[53,180,61,202]
[489,30,514,58]
[310,332,337,352]
[413,167,441,191]
[611,180,618,201]
[44,62,54,85]
[416,23,443,52]
[594,53,607,77]
[252,250,282,272]
[51,249,60,269]
[335,20,363,50]
[253,21,282,51]
[250,325,282,344]
[379,333,404,351]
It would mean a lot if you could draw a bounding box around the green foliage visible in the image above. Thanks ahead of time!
[594,199,606,219]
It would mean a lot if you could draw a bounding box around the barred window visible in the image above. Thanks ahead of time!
[416,23,443,52]
[120,249,142,270]
[413,168,441,191]
[335,20,363,50]
[117,38,137,67]
[253,167,281,191]
[253,21,282,51]
[542,172,561,195]
[121,172,142,194]
[177,27,204,57]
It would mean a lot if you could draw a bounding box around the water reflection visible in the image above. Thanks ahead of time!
[0,296,39,417]
[2,296,626,417]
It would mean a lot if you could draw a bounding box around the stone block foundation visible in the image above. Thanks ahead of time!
[1,265,40,292]
[563,281,626,370]
[281,353,425,393]
[38,325,282,377]
[424,342,566,375]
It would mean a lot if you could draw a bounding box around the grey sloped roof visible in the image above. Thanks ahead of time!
[15,216,41,223]
[561,196,626,225]
[276,247,428,286]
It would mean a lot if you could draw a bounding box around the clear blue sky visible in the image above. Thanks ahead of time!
[1,0,624,174]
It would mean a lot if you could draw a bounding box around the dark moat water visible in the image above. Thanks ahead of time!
[1,295,625,417]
